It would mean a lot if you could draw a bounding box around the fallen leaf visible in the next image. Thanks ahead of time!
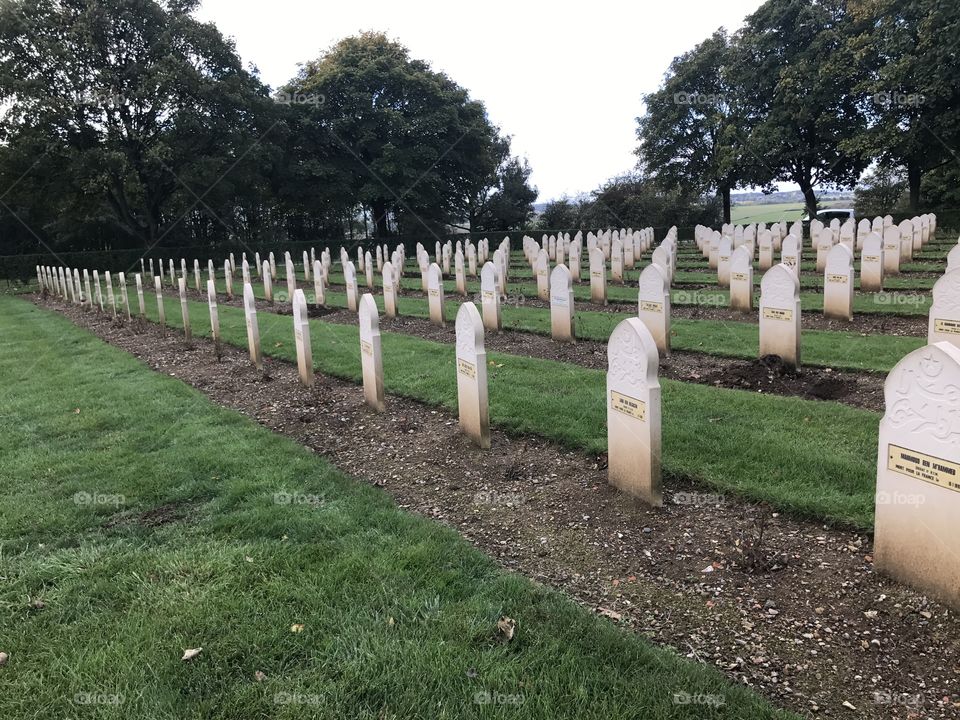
[387,617,395,627]
[598,607,622,621]
[73,408,81,414]
[244,556,254,563]
[842,700,857,710]
[496,616,516,642]
[181,648,202,662]
[0,652,8,666]
[290,624,305,633]
[254,670,267,683]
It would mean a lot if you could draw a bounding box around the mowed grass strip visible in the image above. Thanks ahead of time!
[0,297,794,720]
[126,292,880,527]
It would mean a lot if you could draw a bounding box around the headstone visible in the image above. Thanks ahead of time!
[225,260,233,299]
[480,261,501,331]
[358,293,385,411]
[717,236,733,288]
[729,245,754,312]
[860,232,885,293]
[455,302,490,448]
[611,237,624,283]
[178,277,191,343]
[874,341,960,610]
[303,250,311,281]
[455,250,466,296]
[135,274,146,318]
[207,280,222,357]
[344,261,359,312]
[758,230,774,271]
[152,275,165,329]
[883,227,901,276]
[759,264,801,367]
[313,260,325,307]
[823,244,854,321]
[815,229,834,272]
[83,270,92,311]
[105,271,116,316]
[569,241,582,282]
[365,251,374,289]
[535,249,550,300]
[285,257,297,302]
[550,264,574,342]
[292,289,314,387]
[119,272,131,319]
[947,245,960,273]
[780,236,801,278]
[607,318,662,506]
[263,261,273,302]
[427,263,445,325]
[93,271,103,311]
[928,269,960,350]
[589,247,607,304]
[193,259,201,292]
[243,283,263,370]
[383,261,398,318]
[637,263,670,354]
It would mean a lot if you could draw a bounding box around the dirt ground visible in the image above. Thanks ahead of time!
[40,296,960,720]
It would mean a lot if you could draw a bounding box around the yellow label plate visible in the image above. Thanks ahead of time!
[934,318,960,336]
[361,340,373,356]
[610,391,646,421]
[827,274,849,284]
[763,307,793,321]
[457,358,476,379]
[887,445,960,493]
[640,301,663,314]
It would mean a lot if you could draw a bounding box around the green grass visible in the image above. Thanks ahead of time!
[0,296,794,719]
[729,201,848,224]
[122,291,883,527]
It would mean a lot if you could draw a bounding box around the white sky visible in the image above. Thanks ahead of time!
[196,0,767,202]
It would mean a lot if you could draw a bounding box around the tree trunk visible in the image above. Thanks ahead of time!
[798,181,818,219]
[720,185,731,224]
[907,159,922,212]
[371,199,390,239]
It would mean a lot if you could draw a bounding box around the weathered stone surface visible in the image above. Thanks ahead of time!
[455,302,490,448]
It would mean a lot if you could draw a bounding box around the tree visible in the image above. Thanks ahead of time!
[845,0,960,210]
[578,174,721,229]
[469,156,537,232]
[732,0,868,216]
[285,32,508,238]
[0,0,280,249]
[637,30,761,223]
[853,166,908,217]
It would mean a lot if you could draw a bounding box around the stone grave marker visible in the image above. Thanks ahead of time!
[455,250,466,296]
[780,236,801,278]
[178,277,191,343]
[292,289,314,387]
[365,251,374,289]
[535,249,550,300]
[359,293,385,411]
[225,260,234,299]
[589,247,607,304]
[759,264,801,367]
[154,275,165,329]
[427,262,445,325]
[861,232,885,292]
[455,302,490,448]
[207,279,222,357]
[637,263,670,354]
[135,274,146,318]
[480,261,501,331]
[263,261,273,302]
[928,269,960,349]
[883,227,901,275]
[243,282,263,369]
[823,243,854,321]
[607,317,662,506]
[729,245,754,312]
[313,260,325,307]
[874,341,960,610]
[717,236,733,288]
[550,264,575,342]
[344,260,359,312]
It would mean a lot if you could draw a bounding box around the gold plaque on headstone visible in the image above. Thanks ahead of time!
[640,301,663,314]
[610,391,646,421]
[457,358,476,379]
[934,318,960,336]
[763,307,793,321]
[827,274,849,284]
[361,340,373,356]
[887,445,960,493]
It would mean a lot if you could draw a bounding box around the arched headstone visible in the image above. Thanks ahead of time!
[480,261,500,331]
[153,276,165,330]
[344,261,359,312]
[243,283,262,370]
[824,243,854,321]
[382,261,397,318]
[607,318,662,505]
[780,236,800,278]
[455,302,490,448]
[589,247,607,304]
[637,263,670,353]
[717,236,733,288]
[928,269,960,349]
[759,264,801,367]
[263,261,273,303]
[729,245,754,312]
[359,294,385,411]
[883,227,901,276]
[313,260,325,307]
[758,230,774,271]
[550,264,574,342]
[292,289,314,387]
[874,342,960,610]
[178,277,191,343]
[427,263,445,325]
[535,249,550,300]
[860,232,884,292]
[207,279,221,357]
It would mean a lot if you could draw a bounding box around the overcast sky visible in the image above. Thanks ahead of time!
[196,0,766,202]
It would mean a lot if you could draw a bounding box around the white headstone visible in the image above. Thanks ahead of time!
[427,263,445,325]
[292,289,314,387]
[860,232,885,293]
[589,247,606,304]
[359,293,385,411]
[729,245,754,312]
[928,269,960,350]
[549,264,574,342]
[455,302,490,448]
[178,277,191,343]
[535,249,550,300]
[243,282,263,370]
[479,261,501,331]
[759,264,801,367]
[344,261,359,312]
[154,275,165,329]
[883,227,901,276]
[823,244,854,321]
[207,279,221,356]
[637,263,671,354]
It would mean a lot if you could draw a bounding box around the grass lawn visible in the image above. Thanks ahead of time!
[0,296,794,719]
[102,292,883,528]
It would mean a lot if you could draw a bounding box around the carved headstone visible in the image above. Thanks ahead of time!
[178,277,191,343]
[207,280,221,356]
[589,247,607,304]
[344,261,359,312]
[729,245,754,312]
[480,261,501,331]
[382,261,398,318]
[263,261,273,303]
[883,227,901,276]
[607,318,662,506]
[860,232,885,293]
[535,249,550,300]
[427,263,445,325]
[243,282,263,370]
[637,263,671,354]
[154,275,165,329]
[823,244,854,321]
[928,269,960,349]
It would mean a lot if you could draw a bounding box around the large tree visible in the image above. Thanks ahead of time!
[732,0,868,216]
[845,0,960,210]
[637,30,761,223]
[468,156,537,232]
[0,0,279,249]
[285,32,509,238]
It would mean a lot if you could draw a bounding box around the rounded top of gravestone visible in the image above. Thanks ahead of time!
[427,262,443,286]
[946,245,960,271]
[480,261,497,286]
[207,279,217,300]
[456,302,484,361]
[638,262,668,296]
[589,246,604,262]
[932,268,960,309]
[882,342,960,444]
[607,317,660,392]
[359,293,379,338]
[883,226,901,244]
[782,235,800,254]
[550,263,571,288]
[863,232,883,253]
[818,228,835,246]
[344,261,356,282]
[898,219,914,233]
[731,245,753,271]
[761,264,800,302]
[826,243,854,271]
[719,236,733,254]
[243,282,256,303]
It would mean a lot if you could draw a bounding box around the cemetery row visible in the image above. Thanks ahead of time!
[36,225,960,611]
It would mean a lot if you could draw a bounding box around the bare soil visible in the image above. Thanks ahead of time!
[40,296,960,720]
